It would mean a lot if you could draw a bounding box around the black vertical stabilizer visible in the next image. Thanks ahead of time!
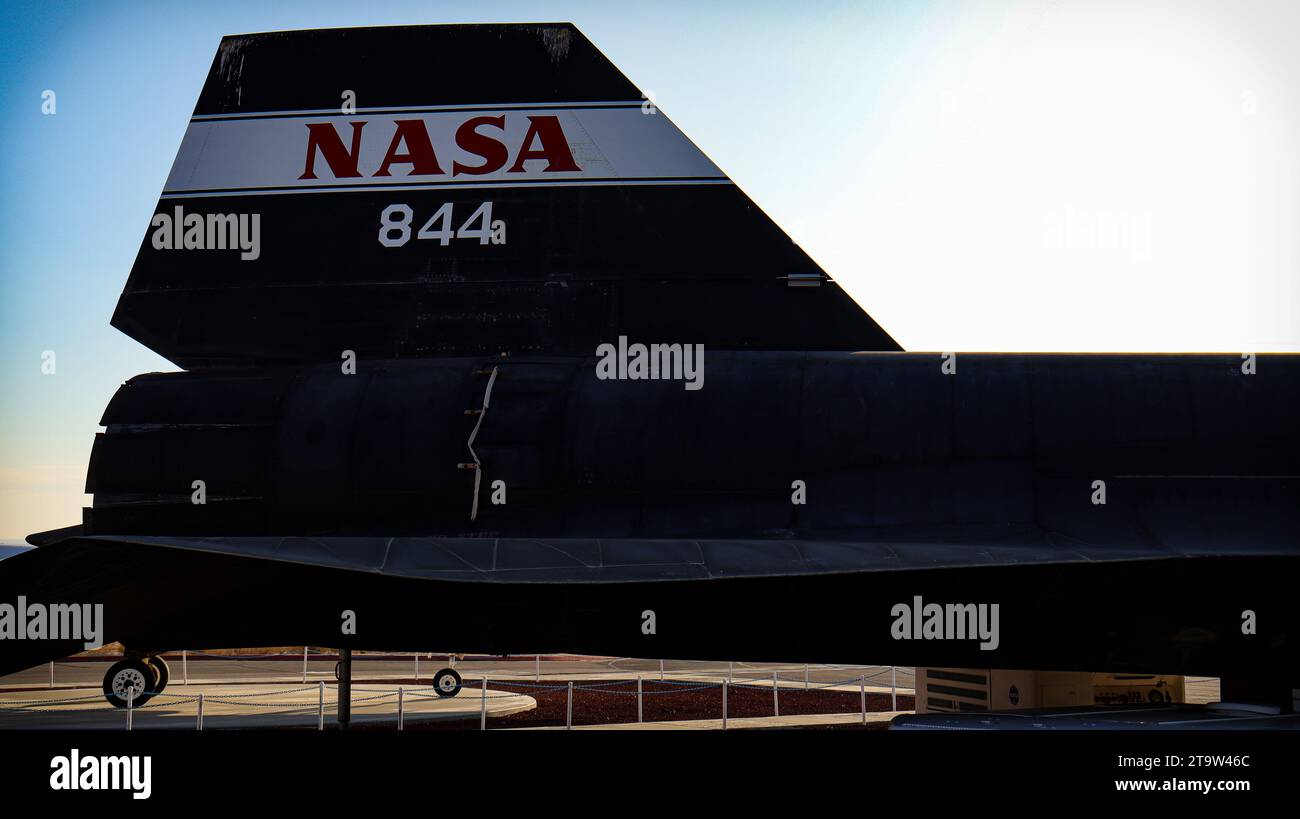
[111,24,899,367]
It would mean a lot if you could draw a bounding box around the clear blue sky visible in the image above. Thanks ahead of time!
[2,0,1297,536]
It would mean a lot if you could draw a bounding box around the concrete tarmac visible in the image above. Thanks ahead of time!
[1,655,916,693]
[518,711,907,730]
[0,655,1220,730]
[0,682,535,730]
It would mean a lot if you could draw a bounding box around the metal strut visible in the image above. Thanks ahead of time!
[465,366,499,521]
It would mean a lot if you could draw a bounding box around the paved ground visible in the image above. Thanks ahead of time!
[1,655,915,694]
[517,711,906,730]
[0,655,1220,729]
[2,655,1220,700]
[0,655,911,729]
[0,682,534,730]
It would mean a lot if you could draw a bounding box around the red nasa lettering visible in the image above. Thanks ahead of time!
[299,114,581,180]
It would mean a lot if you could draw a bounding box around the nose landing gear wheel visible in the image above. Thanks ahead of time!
[433,668,463,697]
[102,659,157,708]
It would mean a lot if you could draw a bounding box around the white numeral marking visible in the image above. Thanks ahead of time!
[378,202,506,248]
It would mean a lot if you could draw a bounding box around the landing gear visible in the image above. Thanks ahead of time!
[103,658,156,708]
[433,667,463,697]
[147,655,170,694]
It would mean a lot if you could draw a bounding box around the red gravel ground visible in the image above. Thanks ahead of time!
[352,678,914,730]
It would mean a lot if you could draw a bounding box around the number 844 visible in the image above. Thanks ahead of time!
[379,201,506,247]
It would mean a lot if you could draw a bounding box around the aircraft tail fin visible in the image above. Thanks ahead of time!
[113,24,899,366]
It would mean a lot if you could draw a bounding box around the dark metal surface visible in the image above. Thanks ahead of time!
[1,537,1295,680]
[84,353,1300,548]
[111,25,898,367]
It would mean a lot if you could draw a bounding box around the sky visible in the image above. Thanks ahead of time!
[1,0,1298,537]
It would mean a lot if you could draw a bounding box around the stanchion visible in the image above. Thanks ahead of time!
[637,674,643,723]
[338,648,352,728]
[804,663,809,690]
[127,688,134,731]
[722,681,728,730]
[535,654,541,682]
[860,675,866,725]
[728,661,733,683]
[398,687,405,731]
[566,681,573,730]
[414,652,419,681]
[891,666,897,711]
[659,659,665,681]
[49,661,53,688]
[773,671,780,717]
[318,681,325,730]
[302,647,308,684]
[183,650,189,685]
[480,677,487,730]
[197,693,205,731]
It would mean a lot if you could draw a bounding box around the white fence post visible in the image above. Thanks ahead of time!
[722,681,728,730]
[49,661,53,688]
[302,647,308,684]
[398,687,405,731]
[480,676,487,730]
[318,681,325,730]
[535,654,541,682]
[183,650,189,685]
[728,661,733,683]
[414,652,419,681]
[659,659,665,681]
[566,682,574,730]
[804,663,809,690]
[197,692,204,731]
[773,671,779,717]
[860,675,866,725]
[891,666,897,711]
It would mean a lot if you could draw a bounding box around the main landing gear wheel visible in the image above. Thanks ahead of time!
[433,668,463,697]
[103,658,157,708]
[147,655,170,694]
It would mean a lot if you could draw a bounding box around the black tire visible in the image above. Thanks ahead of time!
[148,656,170,693]
[433,667,462,698]
[103,659,157,708]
